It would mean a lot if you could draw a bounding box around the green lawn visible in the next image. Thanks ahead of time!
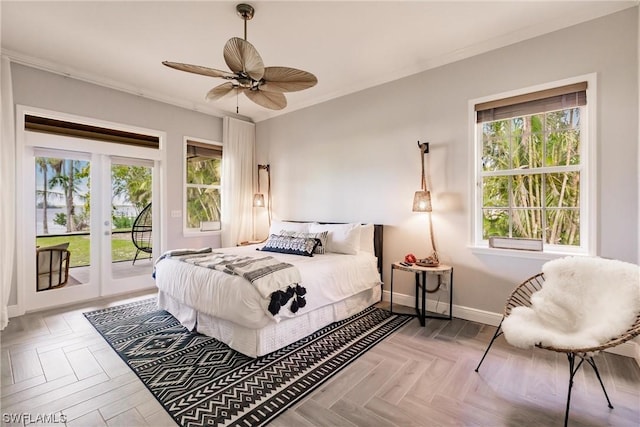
[36,231,139,268]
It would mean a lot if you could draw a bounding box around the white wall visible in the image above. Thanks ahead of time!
[8,63,225,305]
[6,8,638,321]
[256,8,639,314]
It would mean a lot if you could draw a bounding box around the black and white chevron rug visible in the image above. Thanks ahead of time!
[84,298,411,426]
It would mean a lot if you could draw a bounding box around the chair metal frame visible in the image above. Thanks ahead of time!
[131,203,152,265]
[475,272,640,427]
[36,246,71,291]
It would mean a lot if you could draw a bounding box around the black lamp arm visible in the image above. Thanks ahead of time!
[417,141,429,191]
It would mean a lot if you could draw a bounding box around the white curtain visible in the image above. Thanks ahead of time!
[221,117,255,247]
[0,56,16,330]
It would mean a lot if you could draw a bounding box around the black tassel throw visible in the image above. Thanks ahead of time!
[268,284,307,315]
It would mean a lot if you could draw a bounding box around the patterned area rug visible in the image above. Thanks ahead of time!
[84,298,411,427]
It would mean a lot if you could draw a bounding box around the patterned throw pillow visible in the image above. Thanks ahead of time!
[279,230,329,254]
[259,234,319,257]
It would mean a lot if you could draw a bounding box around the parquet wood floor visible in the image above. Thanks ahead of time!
[1,291,639,426]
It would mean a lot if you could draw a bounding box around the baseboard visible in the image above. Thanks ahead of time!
[383,290,638,359]
[610,340,639,359]
[7,287,156,319]
[7,304,22,318]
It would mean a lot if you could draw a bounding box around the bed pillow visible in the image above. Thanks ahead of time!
[268,220,310,236]
[309,223,361,255]
[280,230,329,254]
[259,234,318,257]
[359,223,375,255]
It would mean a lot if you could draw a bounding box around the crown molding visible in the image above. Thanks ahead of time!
[1,48,252,123]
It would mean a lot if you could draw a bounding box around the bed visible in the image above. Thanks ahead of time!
[154,221,384,357]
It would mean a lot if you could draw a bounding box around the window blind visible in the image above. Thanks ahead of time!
[475,82,587,123]
[25,115,159,148]
[186,140,222,159]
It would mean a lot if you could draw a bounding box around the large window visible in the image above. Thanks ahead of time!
[473,80,594,254]
[184,139,222,233]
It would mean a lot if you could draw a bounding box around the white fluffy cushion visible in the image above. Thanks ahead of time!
[269,220,309,236]
[502,256,640,350]
[309,223,361,255]
[359,224,375,255]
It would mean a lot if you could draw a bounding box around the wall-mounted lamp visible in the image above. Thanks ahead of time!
[413,142,439,266]
[412,190,432,213]
[252,194,265,207]
[413,142,432,213]
[253,164,271,224]
[253,193,264,208]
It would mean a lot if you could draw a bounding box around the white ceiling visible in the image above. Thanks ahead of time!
[2,1,637,122]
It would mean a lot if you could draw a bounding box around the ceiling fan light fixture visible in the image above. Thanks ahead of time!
[162,3,317,112]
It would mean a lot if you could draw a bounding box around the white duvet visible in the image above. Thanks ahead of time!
[154,244,381,329]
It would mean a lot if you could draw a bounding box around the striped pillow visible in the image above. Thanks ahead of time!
[259,234,319,257]
[280,230,329,254]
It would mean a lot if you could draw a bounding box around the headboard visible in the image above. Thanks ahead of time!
[373,224,384,277]
[286,221,384,278]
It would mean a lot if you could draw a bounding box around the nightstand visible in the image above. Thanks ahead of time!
[389,262,453,326]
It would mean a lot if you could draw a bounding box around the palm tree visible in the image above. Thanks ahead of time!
[112,165,152,212]
[36,158,50,234]
[36,157,65,234]
[49,159,88,232]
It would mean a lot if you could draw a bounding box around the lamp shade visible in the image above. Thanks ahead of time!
[412,190,432,212]
[253,193,265,207]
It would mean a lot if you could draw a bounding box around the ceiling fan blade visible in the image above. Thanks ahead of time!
[162,61,237,79]
[206,82,246,101]
[245,90,287,110]
[223,37,265,81]
[260,67,318,93]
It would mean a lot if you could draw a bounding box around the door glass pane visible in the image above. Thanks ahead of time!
[35,156,90,289]
[111,162,153,279]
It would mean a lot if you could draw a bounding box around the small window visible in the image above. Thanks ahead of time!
[184,139,222,233]
[472,80,593,254]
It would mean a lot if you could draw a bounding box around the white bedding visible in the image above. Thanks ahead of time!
[154,244,381,330]
[158,286,381,357]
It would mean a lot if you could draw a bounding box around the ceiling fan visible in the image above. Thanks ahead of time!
[162,3,317,112]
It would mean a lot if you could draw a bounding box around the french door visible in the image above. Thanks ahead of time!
[21,130,161,311]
